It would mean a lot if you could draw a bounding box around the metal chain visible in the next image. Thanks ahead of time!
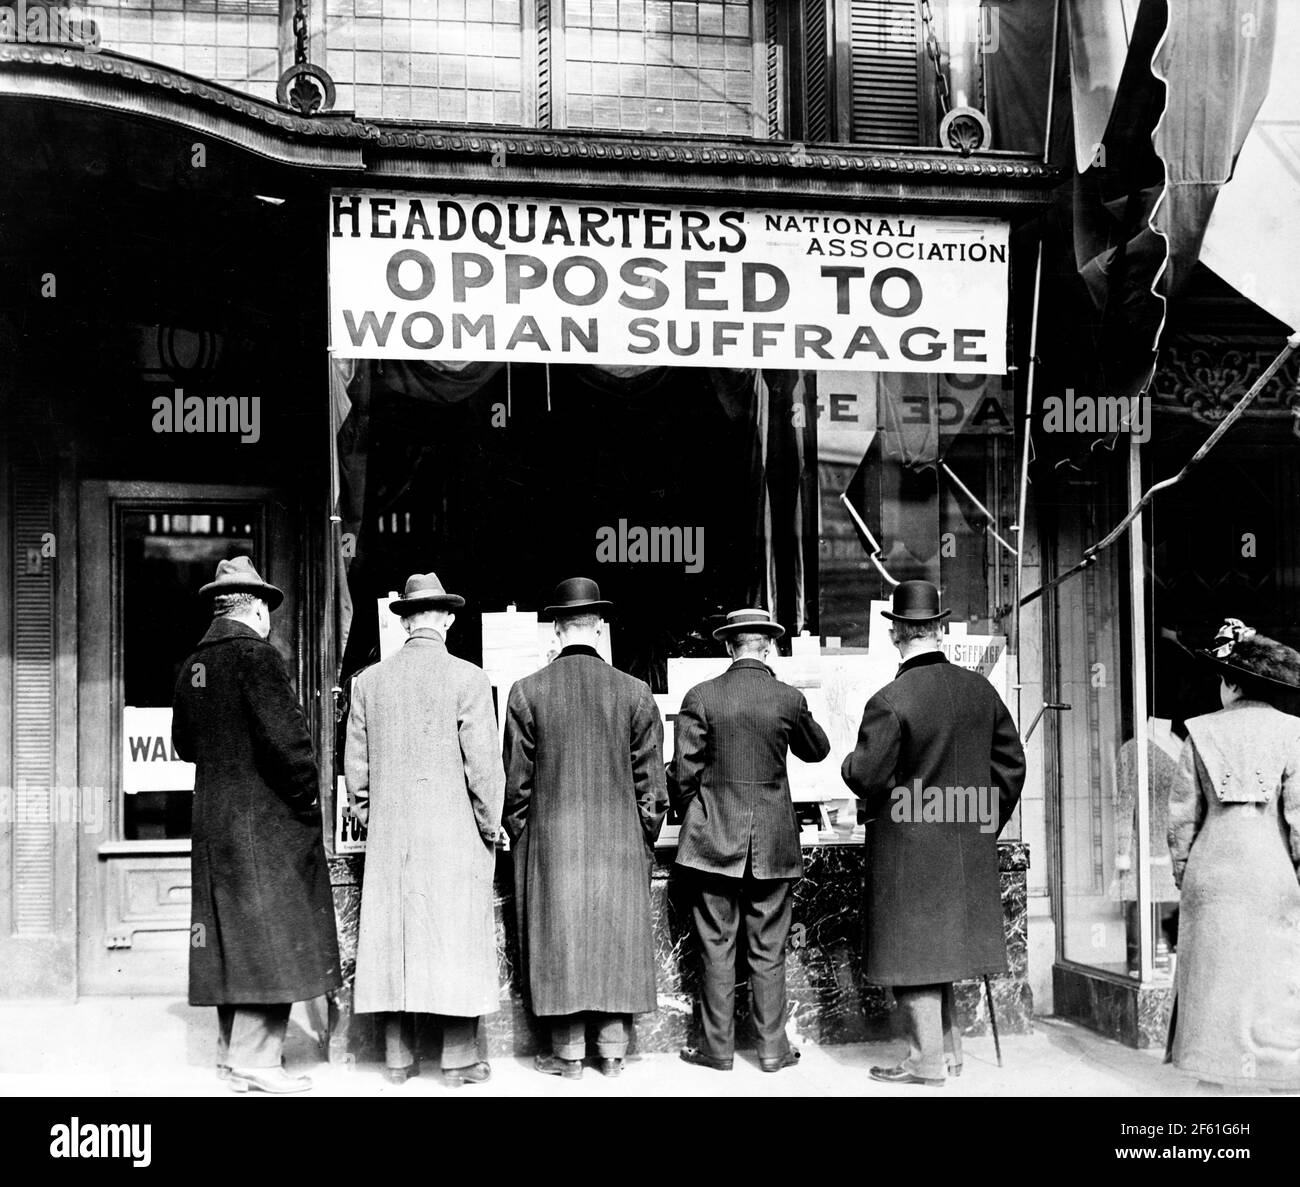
[919,0,951,116]
[293,0,309,66]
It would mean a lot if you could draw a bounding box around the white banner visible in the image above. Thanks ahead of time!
[329,192,1010,372]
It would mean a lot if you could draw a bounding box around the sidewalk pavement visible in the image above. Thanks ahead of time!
[0,997,1232,1097]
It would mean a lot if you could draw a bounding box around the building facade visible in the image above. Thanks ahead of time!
[5,0,1289,1055]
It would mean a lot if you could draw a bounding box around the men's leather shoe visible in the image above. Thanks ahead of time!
[534,1054,583,1080]
[228,1066,313,1094]
[679,1046,732,1071]
[759,1047,801,1073]
[599,1058,623,1078]
[442,1061,491,1088]
[869,1063,944,1087]
[382,1063,419,1085]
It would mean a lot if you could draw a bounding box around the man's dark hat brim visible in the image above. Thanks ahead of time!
[881,608,952,623]
[390,592,466,615]
[199,577,284,610]
[544,599,614,617]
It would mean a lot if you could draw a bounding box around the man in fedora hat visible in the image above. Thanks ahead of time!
[171,556,341,1094]
[841,579,1025,1087]
[345,573,504,1087]
[502,577,668,1079]
[670,608,831,1074]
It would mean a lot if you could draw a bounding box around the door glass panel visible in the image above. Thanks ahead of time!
[120,506,259,840]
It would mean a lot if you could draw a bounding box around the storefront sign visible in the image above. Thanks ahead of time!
[329,193,1010,373]
[122,707,194,794]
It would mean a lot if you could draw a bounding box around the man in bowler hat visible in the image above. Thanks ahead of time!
[502,577,668,1079]
[345,573,505,1087]
[172,557,341,1093]
[841,580,1025,1086]
[671,608,831,1073]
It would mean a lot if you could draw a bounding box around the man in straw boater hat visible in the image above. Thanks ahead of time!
[841,579,1025,1087]
[502,577,668,1079]
[345,573,504,1088]
[171,557,341,1094]
[670,608,831,1074]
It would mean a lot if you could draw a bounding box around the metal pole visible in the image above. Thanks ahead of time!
[1128,436,1154,985]
[1014,241,1045,610]
[1043,0,1062,166]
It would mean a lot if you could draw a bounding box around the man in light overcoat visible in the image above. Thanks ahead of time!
[670,608,831,1074]
[346,572,505,1087]
[172,556,341,1095]
[503,577,668,1080]
[841,580,1025,1087]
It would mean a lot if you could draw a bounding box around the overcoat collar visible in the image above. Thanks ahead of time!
[1187,699,1292,804]
[197,617,265,648]
[727,657,775,677]
[897,650,948,676]
[558,644,603,661]
[404,628,447,647]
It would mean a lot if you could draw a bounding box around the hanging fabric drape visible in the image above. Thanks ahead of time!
[331,360,817,664]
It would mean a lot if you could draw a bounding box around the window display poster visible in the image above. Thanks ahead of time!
[335,776,367,854]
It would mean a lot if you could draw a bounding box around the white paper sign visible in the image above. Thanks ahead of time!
[122,707,195,794]
[377,593,406,659]
[335,775,367,854]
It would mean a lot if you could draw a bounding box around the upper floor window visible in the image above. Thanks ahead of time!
[91,0,282,104]
[558,0,760,135]
[80,0,1009,151]
[324,0,529,124]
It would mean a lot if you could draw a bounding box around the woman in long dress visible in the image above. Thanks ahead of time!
[1167,619,1300,1091]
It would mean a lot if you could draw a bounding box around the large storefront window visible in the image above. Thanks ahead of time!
[1052,451,1141,977]
[327,190,1015,844]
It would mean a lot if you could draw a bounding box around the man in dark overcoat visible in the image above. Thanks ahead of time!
[841,580,1025,1087]
[346,572,504,1088]
[669,608,830,1074]
[503,577,667,1080]
[172,556,340,1094]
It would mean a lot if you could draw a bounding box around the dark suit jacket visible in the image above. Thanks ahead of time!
[840,651,1026,985]
[503,644,667,1016]
[668,658,831,880]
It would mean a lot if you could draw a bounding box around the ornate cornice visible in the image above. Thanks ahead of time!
[367,125,1055,180]
[0,45,1063,200]
[1153,345,1300,435]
